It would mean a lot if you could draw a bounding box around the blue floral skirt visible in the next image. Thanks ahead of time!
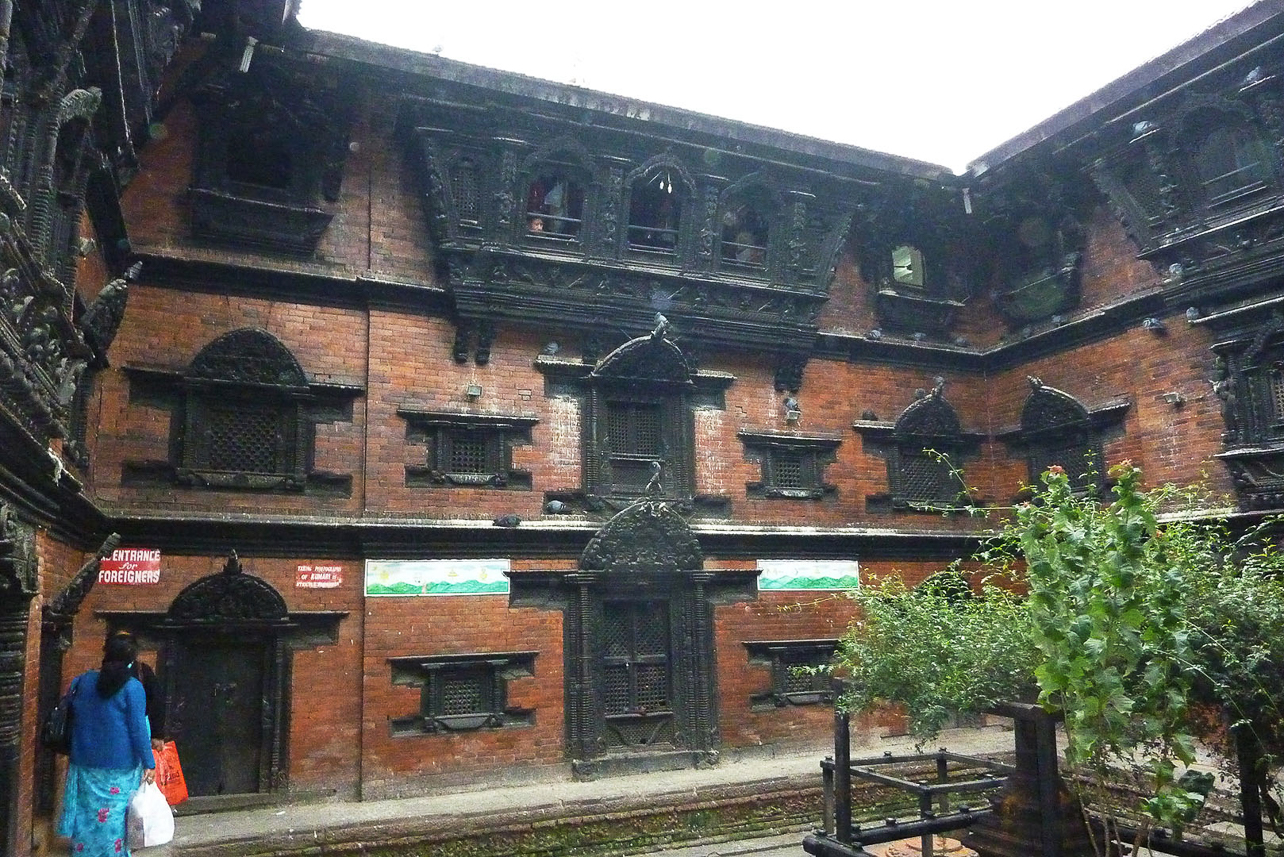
[58,763,140,856]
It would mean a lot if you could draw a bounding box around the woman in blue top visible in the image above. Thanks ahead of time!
[58,634,156,856]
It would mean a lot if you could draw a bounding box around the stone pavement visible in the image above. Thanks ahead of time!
[150,725,1017,857]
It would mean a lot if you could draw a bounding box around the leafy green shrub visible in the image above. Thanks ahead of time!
[837,570,1036,739]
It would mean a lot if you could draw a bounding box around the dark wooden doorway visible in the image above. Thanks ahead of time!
[170,640,269,796]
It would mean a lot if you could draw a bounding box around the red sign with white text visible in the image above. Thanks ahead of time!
[97,549,161,585]
[296,564,343,589]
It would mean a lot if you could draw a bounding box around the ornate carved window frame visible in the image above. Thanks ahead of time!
[996,378,1130,497]
[398,408,537,489]
[1205,305,1284,510]
[855,383,981,513]
[623,156,694,262]
[744,639,838,710]
[188,58,351,254]
[121,329,359,495]
[388,651,536,736]
[519,139,595,249]
[739,430,840,500]
[718,177,775,276]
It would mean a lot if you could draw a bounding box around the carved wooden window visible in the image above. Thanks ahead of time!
[399,409,537,489]
[627,168,682,256]
[1242,342,1284,441]
[389,652,536,736]
[603,601,671,717]
[1119,157,1166,226]
[1019,382,1103,494]
[1196,126,1270,206]
[892,447,963,506]
[177,330,312,491]
[745,640,837,710]
[450,158,481,223]
[720,190,770,271]
[187,392,301,477]
[1271,364,1284,425]
[740,431,839,500]
[526,168,585,239]
[604,399,666,494]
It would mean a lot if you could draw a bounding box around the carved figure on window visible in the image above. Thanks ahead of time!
[645,460,664,497]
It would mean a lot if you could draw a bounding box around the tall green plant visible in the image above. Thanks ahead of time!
[833,460,1284,854]
[1014,463,1203,851]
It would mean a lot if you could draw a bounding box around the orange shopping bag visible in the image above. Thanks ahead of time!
[155,740,189,806]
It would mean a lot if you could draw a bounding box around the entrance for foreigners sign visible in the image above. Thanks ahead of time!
[97,548,161,585]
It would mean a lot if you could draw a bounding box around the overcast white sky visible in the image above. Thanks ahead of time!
[297,1,1258,173]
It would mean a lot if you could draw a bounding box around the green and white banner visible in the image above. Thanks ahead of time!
[757,560,860,591]
[365,559,511,596]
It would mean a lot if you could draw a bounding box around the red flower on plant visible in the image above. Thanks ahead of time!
[97,807,109,823]
[109,786,120,794]
[75,844,84,852]
[115,839,123,852]
[1047,465,1065,475]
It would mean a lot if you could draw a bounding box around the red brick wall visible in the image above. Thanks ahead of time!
[986,321,1230,497]
[92,285,368,515]
[359,583,564,798]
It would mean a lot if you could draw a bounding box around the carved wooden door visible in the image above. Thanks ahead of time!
[600,599,675,749]
[170,642,266,796]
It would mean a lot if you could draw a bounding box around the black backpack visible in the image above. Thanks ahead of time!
[41,677,79,755]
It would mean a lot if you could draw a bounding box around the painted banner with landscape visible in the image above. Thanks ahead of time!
[365,559,511,596]
[757,559,860,590]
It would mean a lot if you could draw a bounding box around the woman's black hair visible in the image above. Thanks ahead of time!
[98,633,138,698]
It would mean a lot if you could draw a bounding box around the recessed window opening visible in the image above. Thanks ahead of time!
[628,170,681,254]
[1198,127,1268,204]
[721,197,768,269]
[526,169,584,238]
[891,245,925,289]
[227,133,292,190]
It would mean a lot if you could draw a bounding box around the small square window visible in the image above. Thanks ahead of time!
[389,653,536,736]
[741,432,839,501]
[400,409,536,490]
[745,640,837,710]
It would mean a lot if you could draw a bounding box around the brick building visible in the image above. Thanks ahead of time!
[4,0,1284,852]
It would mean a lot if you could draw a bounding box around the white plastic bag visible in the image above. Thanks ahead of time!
[126,781,175,848]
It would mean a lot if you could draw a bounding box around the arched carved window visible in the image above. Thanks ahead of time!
[890,384,967,508]
[177,329,312,491]
[627,164,685,257]
[584,331,695,503]
[525,164,586,239]
[1019,379,1102,493]
[720,186,771,271]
